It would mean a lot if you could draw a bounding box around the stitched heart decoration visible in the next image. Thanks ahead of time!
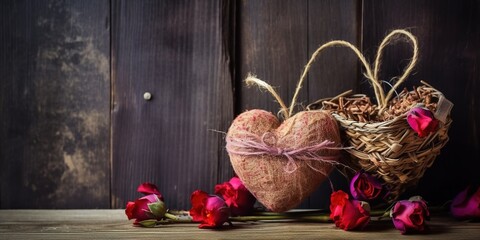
[226,109,341,212]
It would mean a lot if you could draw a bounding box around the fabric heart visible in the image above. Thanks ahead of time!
[226,109,341,212]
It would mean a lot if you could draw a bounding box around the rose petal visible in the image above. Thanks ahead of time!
[125,201,136,220]
[391,200,429,234]
[350,171,383,201]
[215,182,235,206]
[215,177,256,216]
[131,198,153,222]
[407,107,438,138]
[350,173,361,199]
[329,190,369,231]
[190,190,209,222]
[330,190,349,211]
[137,182,164,201]
[141,194,160,203]
[451,186,480,219]
[201,196,230,228]
[228,176,244,189]
[341,200,370,230]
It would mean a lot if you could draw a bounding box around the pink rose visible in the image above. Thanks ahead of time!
[350,171,383,201]
[190,190,230,228]
[215,177,256,216]
[450,185,480,219]
[391,197,429,234]
[125,194,165,225]
[407,107,439,138]
[329,190,370,230]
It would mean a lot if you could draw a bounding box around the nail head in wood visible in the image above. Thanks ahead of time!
[143,92,152,101]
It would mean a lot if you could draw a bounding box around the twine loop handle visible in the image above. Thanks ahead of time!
[245,29,419,118]
[374,30,419,107]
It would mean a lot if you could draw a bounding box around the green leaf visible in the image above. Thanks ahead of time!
[138,219,157,228]
[148,201,166,218]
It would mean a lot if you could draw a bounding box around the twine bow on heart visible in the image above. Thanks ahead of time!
[226,131,342,174]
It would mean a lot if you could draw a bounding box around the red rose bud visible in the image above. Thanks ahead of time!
[391,196,430,234]
[407,107,439,138]
[190,190,230,229]
[329,190,370,231]
[137,182,164,201]
[125,194,166,226]
[350,171,383,201]
[215,177,256,216]
[450,185,480,219]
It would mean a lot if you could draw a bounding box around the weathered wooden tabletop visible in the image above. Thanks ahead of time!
[0,210,479,240]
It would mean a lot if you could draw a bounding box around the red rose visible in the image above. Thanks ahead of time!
[125,194,166,225]
[215,177,256,216]
[329,190,370,230]
[407,107,438,138]
[350,171,383,201]
[450,185,480,219]
[190,190,230,228]
[125,182,166,226]
[391,197,430,234]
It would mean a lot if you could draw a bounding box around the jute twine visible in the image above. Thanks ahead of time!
[226,132,342,174]
[299,29,452,201]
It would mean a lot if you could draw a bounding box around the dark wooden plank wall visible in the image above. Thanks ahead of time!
[0,0,478,209]
[111,0,234,209]
[0,0,110,208]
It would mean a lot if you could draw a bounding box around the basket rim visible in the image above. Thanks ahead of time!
[331,111,407,127]
[323,85,452,128]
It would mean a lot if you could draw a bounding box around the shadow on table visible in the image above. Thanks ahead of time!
[361,220,450,235]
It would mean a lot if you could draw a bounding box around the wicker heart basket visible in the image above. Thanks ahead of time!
[304,30,453,201]
[326,86,452,201]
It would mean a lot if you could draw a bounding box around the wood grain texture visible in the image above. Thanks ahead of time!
[0,0,110,208]
[307,0,360,101]
[362,0,480,204]
[1,210,480,240]
[111,0,234,209]
[236,0,308,115]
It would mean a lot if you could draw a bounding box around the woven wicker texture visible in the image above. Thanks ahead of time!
[331,86,452,201]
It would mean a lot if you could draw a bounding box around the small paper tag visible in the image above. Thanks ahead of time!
[434,95,453,124]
